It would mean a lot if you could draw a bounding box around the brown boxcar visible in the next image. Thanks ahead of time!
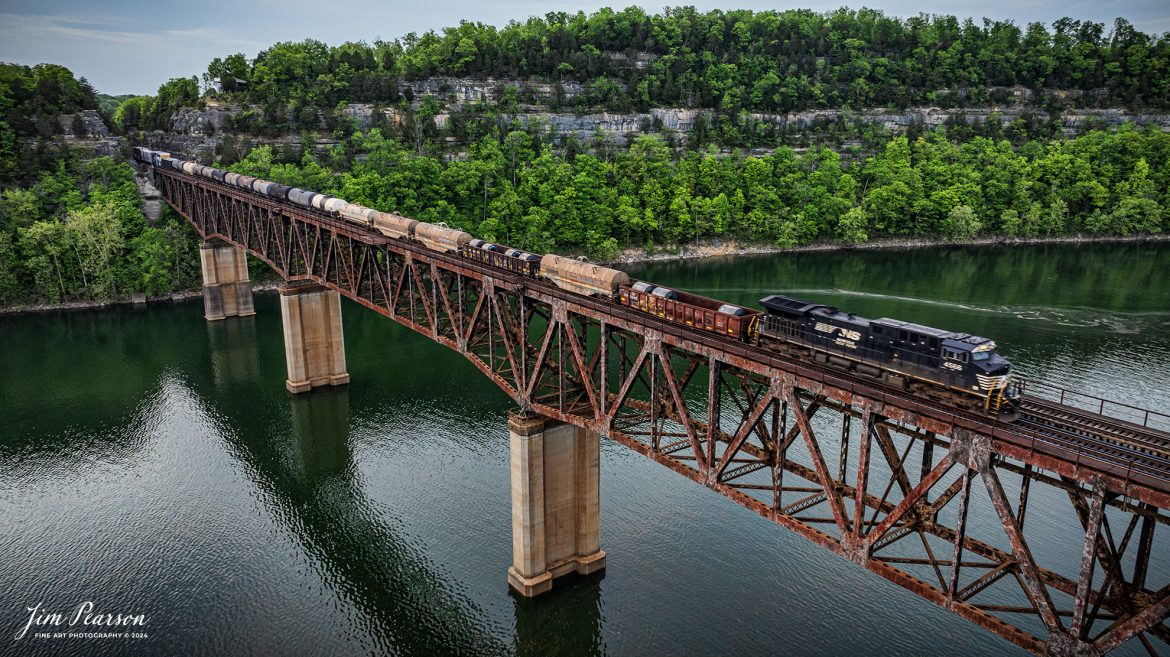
[619,282,759,341]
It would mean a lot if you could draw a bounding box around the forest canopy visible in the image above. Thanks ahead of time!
[194,7,1170,118]
[223,125,1169,261]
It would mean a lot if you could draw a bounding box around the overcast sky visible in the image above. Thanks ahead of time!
[1,0,1166,96]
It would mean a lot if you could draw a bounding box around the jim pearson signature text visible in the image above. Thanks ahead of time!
[15,602,146,640]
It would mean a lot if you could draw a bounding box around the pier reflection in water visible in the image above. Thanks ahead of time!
[207,314,259,389]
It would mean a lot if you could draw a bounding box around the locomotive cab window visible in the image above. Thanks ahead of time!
[972,351,990,361]
[943,349,968,362]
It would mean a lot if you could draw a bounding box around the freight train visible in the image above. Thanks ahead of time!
[134,148,1020,416]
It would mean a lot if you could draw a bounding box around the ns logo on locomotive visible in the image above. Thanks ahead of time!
[135,148,1021,418]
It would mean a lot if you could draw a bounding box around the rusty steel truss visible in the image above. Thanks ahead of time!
[153,165,1170,656]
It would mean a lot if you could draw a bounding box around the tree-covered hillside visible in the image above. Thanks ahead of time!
[198,7,1168,119]
[4,8,1169,308]
[223,125,1169,260]
[0,63,106,183]
[0,64,202,307]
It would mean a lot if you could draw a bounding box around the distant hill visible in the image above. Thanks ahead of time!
[97,93,135,117]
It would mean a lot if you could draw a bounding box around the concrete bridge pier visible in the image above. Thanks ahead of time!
[279,281,350,394]
[508,412,605,597]
[199,239,254,321]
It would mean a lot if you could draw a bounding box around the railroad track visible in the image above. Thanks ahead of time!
[1018,396,1170,472]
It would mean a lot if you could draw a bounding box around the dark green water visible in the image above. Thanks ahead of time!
[1,242,1167,656]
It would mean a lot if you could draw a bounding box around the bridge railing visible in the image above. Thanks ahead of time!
[1020,378,1170,433]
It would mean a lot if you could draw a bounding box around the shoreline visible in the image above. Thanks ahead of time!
[0,282,281,316]
[606,232,1170,266]
[2,233,1167,315]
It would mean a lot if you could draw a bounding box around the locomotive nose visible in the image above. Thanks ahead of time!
[975,353,1011,375]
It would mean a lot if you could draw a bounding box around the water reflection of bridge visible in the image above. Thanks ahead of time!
[205,323,605,656]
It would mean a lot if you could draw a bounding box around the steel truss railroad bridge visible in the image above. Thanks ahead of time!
[147,161,1170,657]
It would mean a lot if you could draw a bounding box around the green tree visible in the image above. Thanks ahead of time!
[837,206,869,243]
[64,201,126,299]
[19,220,73,302]
[940,204,982,239]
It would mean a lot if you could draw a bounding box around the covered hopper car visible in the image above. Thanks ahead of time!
[461,240,542,276]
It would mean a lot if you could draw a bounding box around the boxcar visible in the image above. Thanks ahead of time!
[619,282,759,340]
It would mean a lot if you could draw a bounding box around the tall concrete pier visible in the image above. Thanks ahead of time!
[199,239,254,321]
[507,412,605,597]
[279,281,350,394]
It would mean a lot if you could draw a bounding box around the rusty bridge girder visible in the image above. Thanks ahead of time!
[153,165,1170,657]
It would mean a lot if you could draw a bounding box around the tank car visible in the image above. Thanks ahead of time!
[414,223,472,253]
[339,203,378,227]
[540,255,629,297]
[288,188,322,209]
[372,212,418,240]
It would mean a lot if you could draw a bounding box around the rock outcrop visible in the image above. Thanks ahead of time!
[58,110,110,138]
[147,79,1170,163]
[48,110,126,157]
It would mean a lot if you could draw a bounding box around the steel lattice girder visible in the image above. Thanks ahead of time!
[156,167,1170,656]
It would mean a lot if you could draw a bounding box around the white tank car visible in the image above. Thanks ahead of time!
[338,203,378,226]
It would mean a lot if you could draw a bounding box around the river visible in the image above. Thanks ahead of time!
[1,242,1167,656]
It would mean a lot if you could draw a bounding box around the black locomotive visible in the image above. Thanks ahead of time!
[756,295,1019,415]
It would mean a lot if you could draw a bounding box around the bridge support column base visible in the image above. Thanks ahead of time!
[508,411,604,597]
[279,281,348,395]
[200,239,253,321]
[506,567,553,597]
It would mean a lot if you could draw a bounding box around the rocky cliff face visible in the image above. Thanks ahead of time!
[169,104,239,136]
[149,81,1170,163]
[134,174,161,223]
[399,77,607,104]
[51,110,125,157]
[746,107,1170,134]
[58,110,110,138]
